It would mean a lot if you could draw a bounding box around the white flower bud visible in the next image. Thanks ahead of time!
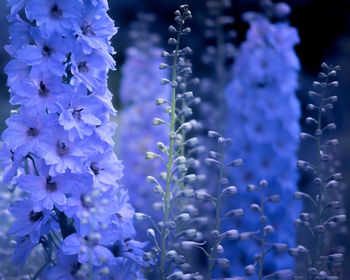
[222,186,238,195]
[134,212,148,221]
[223,229,239,240]
[181,241,206,250]
[145,152,158,160]
[147,228,155,239]
[245,264,256,276]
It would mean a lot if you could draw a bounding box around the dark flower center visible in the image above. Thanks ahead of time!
[80,194,94,209]
[90,162,100,175]
[46,176,57,192]
[39,81,50,97]
[72,107,83,120]
[116,212,123,221]
[110,241,123,257]
[78,61,89,73]
[26,127,39,137]
[42,44,54,57]
[50,4,63,18]
[71,261,82,276]
[56,141,70,157]
[29,210,43,222]
[81,22,95,36]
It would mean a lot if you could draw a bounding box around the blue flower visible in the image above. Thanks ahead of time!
[2,110,53,157]
[12,235,37,268]
[3,0,143,276]
[73,3,117,55]
[6,0,28,17]
[42,127,86,175]
[59,93,102,141]
[5,19,31,56]
[19,160,75,211]
[8,199,51,243]
[224,12,301,275]
[62,232,116,266]
[86,149,124,187]
[26,0,83,36]
[45,252,84,280]
[9,73,70,114]
[4,59,30,86]
[71,49,114,91]
[17,28,68,77]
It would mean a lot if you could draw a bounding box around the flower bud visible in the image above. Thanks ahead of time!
[176,213,190,222]
[181,241,206,250]
[227,159,243,167]
[147,228,155,239]
[244,264,256,276]
[273,243,289,253]
[222,186,238,195]
[134,213,148,221]
[145,152,158,160]
[160,78,170,85]
[168,38,177,45]
[264,225,274,234]
[223,229,239,240]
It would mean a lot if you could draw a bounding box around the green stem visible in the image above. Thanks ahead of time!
[159,22,183,280]
[206,145,225,280]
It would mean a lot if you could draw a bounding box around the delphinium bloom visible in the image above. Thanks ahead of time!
[224,2,301,275]
[117,14,170,216]
[291,63,345,279]
[2,0,144,278]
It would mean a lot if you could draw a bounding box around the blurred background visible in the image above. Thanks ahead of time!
[0,0,349,277]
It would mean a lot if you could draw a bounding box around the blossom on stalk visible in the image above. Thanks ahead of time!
[1,0,144,278]
[224,5,301,275]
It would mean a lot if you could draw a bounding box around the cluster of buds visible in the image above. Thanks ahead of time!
[292,63,345,280]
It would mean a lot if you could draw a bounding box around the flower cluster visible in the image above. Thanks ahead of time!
[117,13,171,216]
[2,0,144,278]
[224,3,301,275]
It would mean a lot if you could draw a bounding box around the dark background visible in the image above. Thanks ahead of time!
[0,0,349,276]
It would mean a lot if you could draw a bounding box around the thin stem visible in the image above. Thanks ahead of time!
[259,186,265,280]
[159,21,183,280]
[206,145,225,280]
[311,74,329,269]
